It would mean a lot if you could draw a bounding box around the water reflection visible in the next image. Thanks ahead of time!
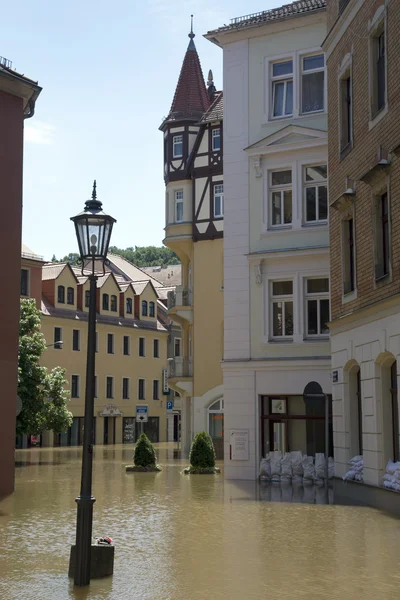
[0,444,399,599]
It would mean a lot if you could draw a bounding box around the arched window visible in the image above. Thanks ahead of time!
[391,362,399,462]
[149,301,155,317]
[142,300,148,316]
[85,290,90,307]
[67,286,74,305]
[110,295,117,312]
[381,357,400,464]
[57,285,65,303]
[349,364,362,456]
[102,293,109,311]
[126,297,133,314]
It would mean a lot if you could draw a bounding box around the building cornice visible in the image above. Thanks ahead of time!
[247,245,329,262]
[329,292,400,334]
[222,357,331,371]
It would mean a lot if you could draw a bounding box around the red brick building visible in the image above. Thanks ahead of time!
[0,58,41,498]
[323,0,400,487]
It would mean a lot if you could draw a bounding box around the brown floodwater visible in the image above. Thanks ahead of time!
[1,444,400,600]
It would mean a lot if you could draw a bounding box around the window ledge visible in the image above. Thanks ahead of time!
[303,336,330,342]
[302,221,328,229]
[369,104,388,131]
[342,288,357,304]
[268,338,294,344]
[266,225,293,233]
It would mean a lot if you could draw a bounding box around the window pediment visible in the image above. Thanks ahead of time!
[245,125,327,156]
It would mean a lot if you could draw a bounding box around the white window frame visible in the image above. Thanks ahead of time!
[269,169,292,228]
[368,6,388,129]
[175,190,183,223]
[174,337,181,357]
[300,52,325,115]
[303,165,328,225]
[270,280,294,340]
[173,135,183,158]
[138,378,146,400]
[106,376,114,399]
[212,128,221,151]
[71,374,80,399]
[304,278,330,338]
[214,184,224,218]
[122,377,130,400]
[72,329,81,352]
[270,58,293,120]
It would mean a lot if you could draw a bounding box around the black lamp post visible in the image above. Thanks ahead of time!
[70,181,116,587]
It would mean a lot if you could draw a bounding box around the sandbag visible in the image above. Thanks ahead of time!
[259,456,271,480]
[302,455,315,484]
[315,453,326,481]
[281,452,292,482]
[291,451,303,482]
[270,450,282,482]
[328,457,335,479]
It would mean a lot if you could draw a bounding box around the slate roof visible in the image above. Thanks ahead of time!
[200,91,223,124]
[141,264,182,288]
[107,254,164,288]
[42,263,67,280]
[207,0,326,33]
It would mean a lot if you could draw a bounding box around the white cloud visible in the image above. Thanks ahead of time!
[24,121,55,145]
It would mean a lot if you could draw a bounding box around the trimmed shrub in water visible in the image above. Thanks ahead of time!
[183,431,219,474]
[133,433,157,468]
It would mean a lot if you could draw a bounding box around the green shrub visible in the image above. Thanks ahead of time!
[189,431,216,469]
[134,433,157,468]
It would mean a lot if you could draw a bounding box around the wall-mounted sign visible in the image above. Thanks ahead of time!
[162,369,169,394]
[166,400,173,411]
[332,370,339,383]
[100,404,123,417]
[229,429,249,461]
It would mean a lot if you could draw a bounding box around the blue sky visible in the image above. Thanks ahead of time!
[4,0,275,260]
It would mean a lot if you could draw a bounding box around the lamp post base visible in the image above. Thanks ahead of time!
[69,544,115,580]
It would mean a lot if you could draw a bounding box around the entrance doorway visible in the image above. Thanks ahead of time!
[103,417,116,445]
[208,398,224,459]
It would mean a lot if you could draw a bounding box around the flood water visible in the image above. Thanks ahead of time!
[1,444,400,600]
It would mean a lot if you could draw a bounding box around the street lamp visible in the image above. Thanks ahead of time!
[70,181,116,587]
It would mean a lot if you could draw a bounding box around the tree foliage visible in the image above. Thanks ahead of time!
[17,299,73,436]
[189,431,216,469]
[51,246,179,268]
[133,433,157,467]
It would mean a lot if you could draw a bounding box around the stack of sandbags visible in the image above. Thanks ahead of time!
[281,452,292,483]
[291,451,303,483]
[314,453,326,485]
[302,455,315,485]
[383,461,400,491]
[328,457,335,479]
[270,450,282,482]
[343,455,363,481]
[259,455,271,480]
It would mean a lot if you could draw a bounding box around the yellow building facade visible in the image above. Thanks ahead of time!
[39,262,169,446]
[161,28,224,456]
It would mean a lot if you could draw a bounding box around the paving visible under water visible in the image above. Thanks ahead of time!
[1,443,400,599]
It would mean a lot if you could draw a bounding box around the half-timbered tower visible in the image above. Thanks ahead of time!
[160,23,224,457]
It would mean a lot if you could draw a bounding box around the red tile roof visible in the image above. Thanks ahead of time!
[165,35,210,123]
[200,91,223,124]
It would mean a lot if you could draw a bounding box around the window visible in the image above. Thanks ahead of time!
[67,287,74,305]
[349,367,362,457]
[271,60,293,118]
[107,333,114,354]
[126,297,133,314]
[72,329,80,351]
[110,295,117,312]
[122,378,130,400]
[94,375,98,398]
[304,165,328,223]
[149,301,155,317]
[102,294,109,311]
[57,285,65,304]
[214,184,224,218]
[340,73,352,152]
[153,380,159,400]
[54,327,62,349]
[370,23,386,117]
[390,362,399,462]
[139,337,145,357]
[106,376,114,399]
[301,54,325,114]
[174,337,181,357]
[20,269,29,296]
[85,290,90,307]
[173,135,183,158]
[343,217,355,295]
[212,128,221,151]
[138,379,145,400]
[270,170,292,226]
[123,336,130,356]
[271,281,293,338]
[153,339,159,358]
[375,191,390,279]
[175,190,183,223]
[71,375,80,398]
[305,279,330,337]
[95,332,99,353]
[142,300,148,317]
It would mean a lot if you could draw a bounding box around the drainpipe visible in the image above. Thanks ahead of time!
[24,98,36,120]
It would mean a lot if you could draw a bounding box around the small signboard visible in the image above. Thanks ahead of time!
[166,400,173,412]
[162,369,169,395]
[136,404,148,423]
[100,404,123,417]
[332,370,339,383]
[229,429,249,461]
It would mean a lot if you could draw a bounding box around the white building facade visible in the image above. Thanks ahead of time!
[206,0,331,479]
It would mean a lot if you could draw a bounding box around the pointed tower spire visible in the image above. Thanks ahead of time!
[188,14,195,50]
[207,69,216,102]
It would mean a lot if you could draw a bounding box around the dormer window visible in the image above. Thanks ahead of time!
[212,128,221,151]
[110,295,117,312]
[149,301,155,317]
[142,300,148,317]
[126,297,133,314]
[102,293,109,311]
[58,285,65,304]
[173,135,183,158]
[67,287,74,305]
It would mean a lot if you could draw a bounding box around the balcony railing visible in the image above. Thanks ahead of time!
[167,357,193,378]
[167,286,192,310]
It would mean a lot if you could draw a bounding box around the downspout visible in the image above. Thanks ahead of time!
[24,98,36,120]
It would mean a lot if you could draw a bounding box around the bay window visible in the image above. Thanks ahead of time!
[212,128,221,151]
[175,190,183,223]
[173,135,183,158]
